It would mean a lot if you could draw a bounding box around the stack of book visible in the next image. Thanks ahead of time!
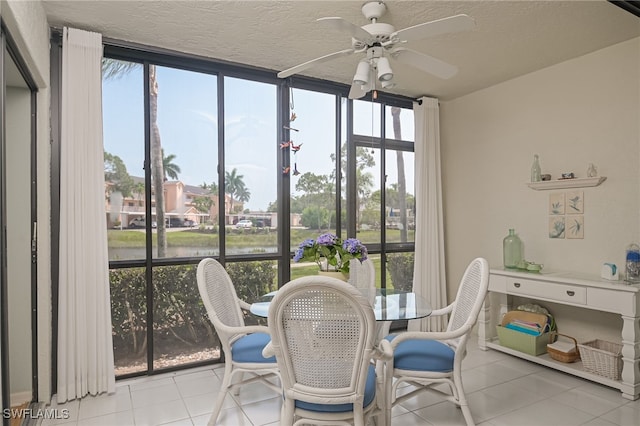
[504,318,550,336]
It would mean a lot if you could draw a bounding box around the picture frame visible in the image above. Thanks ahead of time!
[549,216,565,239]
[549,193,565,215]
[566,215,584,239]
[566,190,584,214]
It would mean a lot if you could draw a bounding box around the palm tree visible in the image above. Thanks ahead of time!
[224,168,246,213]
[162,149,181,181]
[133,182,146,208]
[236,184,251,206]
[149,65,168,256]
[103,58,167,256]
[200,181,218,195]
[391,106,408,242]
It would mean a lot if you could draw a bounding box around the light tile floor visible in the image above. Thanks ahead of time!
[42,339,640,426]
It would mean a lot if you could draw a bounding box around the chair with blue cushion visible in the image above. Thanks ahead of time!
[384,257,489,426]
[196,258,280,425]
[263,276,392,426]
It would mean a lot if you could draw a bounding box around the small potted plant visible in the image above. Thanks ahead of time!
[293,233,368,281]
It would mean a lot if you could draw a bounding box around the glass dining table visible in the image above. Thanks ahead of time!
[250,287,432,323]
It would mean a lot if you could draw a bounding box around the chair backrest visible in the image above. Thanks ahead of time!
[446,257,490,333]
[348,258,376,290]
[267,276,377,406]
[196,258,245,331]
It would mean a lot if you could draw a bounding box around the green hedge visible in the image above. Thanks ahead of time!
[387,253,415,292]
[110,261,275,359]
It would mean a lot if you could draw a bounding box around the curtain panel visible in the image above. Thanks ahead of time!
[410,97,447,332]
[58,27,115,403]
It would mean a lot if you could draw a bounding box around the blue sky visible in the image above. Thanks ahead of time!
[103,64,414,211]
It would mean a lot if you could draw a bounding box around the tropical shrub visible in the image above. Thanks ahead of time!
[387,253,414,291]
[109,260,276,359]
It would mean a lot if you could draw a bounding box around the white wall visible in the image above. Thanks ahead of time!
[442,37,640,286]
[440,37,640,341]
[2,0,52,403]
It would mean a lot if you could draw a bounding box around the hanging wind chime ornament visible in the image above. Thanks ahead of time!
[282,94,303,175]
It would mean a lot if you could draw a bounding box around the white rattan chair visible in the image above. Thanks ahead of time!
[196,258,280,425]
[384,257,490,426]
[264,276,392,426]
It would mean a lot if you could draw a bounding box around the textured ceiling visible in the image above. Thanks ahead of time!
[42,0,640,101]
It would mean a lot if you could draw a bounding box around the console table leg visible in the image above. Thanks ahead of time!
[621,315,640,400]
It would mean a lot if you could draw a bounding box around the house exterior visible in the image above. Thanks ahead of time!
[105,177,236,228]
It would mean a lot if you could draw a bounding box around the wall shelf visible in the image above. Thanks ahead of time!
[527,176,606,190]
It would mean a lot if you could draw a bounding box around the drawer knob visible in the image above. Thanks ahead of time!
[566,290,575,296]
[513,282,521,288]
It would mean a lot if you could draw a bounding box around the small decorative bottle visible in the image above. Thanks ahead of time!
[625,243,640,283]
[503,229,523,269]
[587,163,598,178]
[531,154,542,182]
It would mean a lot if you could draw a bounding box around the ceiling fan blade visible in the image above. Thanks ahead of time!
[277,48,355,79]
[348,82,368,100]
[392,14,475,43]
[317,17,374,44]
[390,47,458,79]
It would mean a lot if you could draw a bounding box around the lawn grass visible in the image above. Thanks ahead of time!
[108,228,414,248]
[291,255,386,288]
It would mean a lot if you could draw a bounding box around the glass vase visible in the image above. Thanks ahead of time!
[318,270,349,282]
[503,229,523,269]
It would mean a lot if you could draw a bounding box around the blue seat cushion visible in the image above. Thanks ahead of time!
[295,365,377,413]
[231,333,275,363]
[385,335,454,373]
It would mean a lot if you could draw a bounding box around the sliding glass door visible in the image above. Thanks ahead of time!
[1,25,38,415]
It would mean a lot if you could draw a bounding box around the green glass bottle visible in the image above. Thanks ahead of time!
[531,154,542,182]
[503,229,523,269]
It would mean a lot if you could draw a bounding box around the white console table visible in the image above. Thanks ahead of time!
[479,269,640,400]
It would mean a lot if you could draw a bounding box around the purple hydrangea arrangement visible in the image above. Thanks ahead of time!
[293,233,368,273]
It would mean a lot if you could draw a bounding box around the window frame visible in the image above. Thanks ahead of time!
[53,32,416,378]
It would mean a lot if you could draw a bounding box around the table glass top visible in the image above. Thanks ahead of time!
[250,288,432,321]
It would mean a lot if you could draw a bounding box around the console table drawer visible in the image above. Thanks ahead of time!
[506,278,587,304]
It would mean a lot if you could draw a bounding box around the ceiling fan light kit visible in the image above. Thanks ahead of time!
[353,60,371,86]
[376,57,393,82]
[278,1,475,99]
[381,79,396,89]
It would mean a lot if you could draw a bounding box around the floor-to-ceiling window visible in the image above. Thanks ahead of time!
[287,88,341,279]
[223,77,277,254]
[94,43,415,377]
[351,100,415,290]
[103,59,230,375]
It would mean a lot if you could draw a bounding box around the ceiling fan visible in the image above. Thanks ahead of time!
[277,1,475,99]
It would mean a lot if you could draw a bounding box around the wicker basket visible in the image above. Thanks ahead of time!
[578,339,623,380]
[547,332,580,363]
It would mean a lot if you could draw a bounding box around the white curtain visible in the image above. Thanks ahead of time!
[409,97,448,332]
[58,27,115,403]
